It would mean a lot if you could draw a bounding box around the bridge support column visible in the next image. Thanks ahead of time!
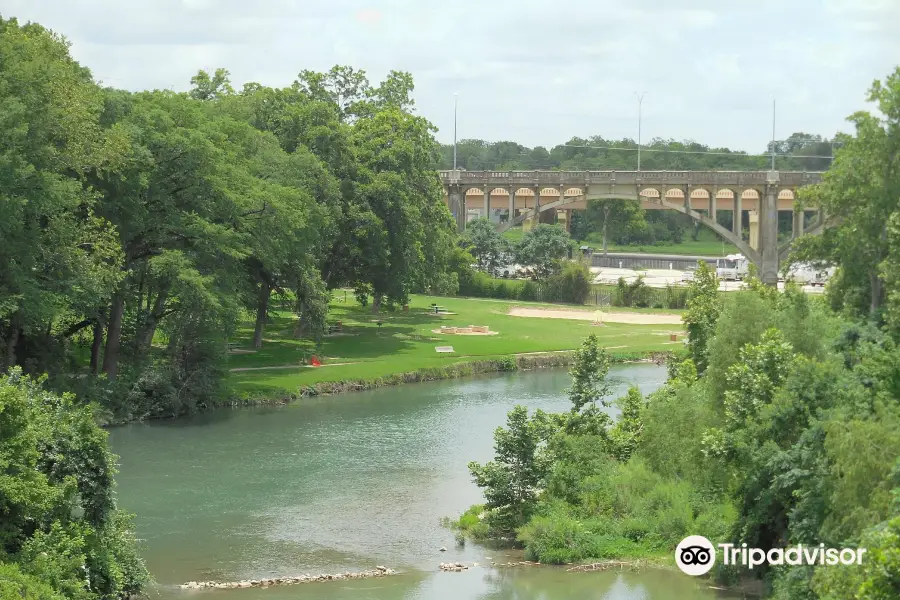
[508,189,516,224]
[710,187,717,223]
[760,179,780,286]
[749,210,759,250]
[530,186,541,229]
[733,189,743,239]
[484,189,491,222]
[792,207,803,239]
[449,187,466,233]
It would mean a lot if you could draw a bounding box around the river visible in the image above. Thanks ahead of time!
[109,365,732,599]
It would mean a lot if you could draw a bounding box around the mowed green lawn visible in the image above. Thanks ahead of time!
[503,226,736,256]
[227,294,684,396]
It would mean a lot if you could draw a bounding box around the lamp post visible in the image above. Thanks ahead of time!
[771,98,777,171]
[636,92,647,171]
[453,93,459,170]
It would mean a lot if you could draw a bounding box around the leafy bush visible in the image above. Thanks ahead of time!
[0,369,149,599]
[550,261,592,304]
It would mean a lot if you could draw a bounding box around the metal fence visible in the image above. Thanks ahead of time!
[592,252,717,271]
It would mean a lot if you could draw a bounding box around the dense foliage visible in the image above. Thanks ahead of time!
[452,69,900,598]
[455,278,898,597]
[0,18,456,422]
[0,370,148,600]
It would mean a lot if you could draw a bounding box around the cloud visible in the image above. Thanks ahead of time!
[3,0,899,152]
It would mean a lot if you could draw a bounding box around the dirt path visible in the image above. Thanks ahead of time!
[508,307,683,325]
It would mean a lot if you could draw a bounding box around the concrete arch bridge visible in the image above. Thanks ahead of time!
[440,169,826,285]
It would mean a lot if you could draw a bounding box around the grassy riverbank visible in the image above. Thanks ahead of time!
[226,294,683,401]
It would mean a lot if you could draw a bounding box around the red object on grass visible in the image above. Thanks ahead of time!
[310,356,321,367]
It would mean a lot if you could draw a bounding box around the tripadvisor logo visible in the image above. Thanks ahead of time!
[675,536,867,576]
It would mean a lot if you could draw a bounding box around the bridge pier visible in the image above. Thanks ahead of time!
[792,207,803,239]
[749,210,759,250]
[760,175,780,286]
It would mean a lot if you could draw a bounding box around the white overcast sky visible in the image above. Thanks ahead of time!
[4,0,899,152]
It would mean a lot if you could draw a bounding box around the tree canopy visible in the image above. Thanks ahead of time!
[0,16,457,423]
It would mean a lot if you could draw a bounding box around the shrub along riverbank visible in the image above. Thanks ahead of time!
[231,350,667,404]
[448,265,900,599]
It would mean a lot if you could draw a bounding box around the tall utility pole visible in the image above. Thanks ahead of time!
[636,92,647,171]
[453,93,459,170]
[771,98,776,171]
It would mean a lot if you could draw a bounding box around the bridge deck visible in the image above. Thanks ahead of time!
[439,169,824,188]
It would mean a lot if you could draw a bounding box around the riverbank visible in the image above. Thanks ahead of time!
[226,294,683,403]
[220,350,670,407]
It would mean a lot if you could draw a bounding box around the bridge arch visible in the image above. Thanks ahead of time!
[499,185,760,263]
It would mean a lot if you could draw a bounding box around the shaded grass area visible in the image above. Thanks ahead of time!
[584,229,736,256]
[226,294,682,398]
[503,225,736,256]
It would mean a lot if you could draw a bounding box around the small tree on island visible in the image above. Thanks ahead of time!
[565,334,614,435]
[467,405,554,535]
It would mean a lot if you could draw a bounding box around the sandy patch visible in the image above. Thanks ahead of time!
[507,307,683,325]
[431,328,499,336]
[229,362,357,372]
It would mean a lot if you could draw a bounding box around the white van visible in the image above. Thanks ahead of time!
[785,263,835,287]
[715,254,749,281]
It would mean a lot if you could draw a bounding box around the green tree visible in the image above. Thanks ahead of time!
[565,334,614,436]
[683,261,722,372]
[551,261,592,304]
[0,17,122,373]
[461,217,509,276]
[607,386,645,461]
[468,405,553,533]
[792,67,900,319]
[0,369,148,598]
[514,224,573,280]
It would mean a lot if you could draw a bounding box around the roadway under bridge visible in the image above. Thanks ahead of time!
[439,169,828,285]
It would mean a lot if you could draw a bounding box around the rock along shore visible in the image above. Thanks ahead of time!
[179,566,396,590]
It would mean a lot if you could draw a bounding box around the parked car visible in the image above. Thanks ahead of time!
[681,267,696,283]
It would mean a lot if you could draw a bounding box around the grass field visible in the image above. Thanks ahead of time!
[596,229,737,256]
[226,294,684,397]
[503,226,737,256]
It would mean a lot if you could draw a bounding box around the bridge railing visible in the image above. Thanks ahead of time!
[438,170,823,187]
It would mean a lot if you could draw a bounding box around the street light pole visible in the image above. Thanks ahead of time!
[636,92,647,171]
[771,98,776,171]
[453,93,459,170]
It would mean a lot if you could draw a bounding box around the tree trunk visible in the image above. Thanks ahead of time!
[870,271,882,315]
[252,281,270,349]
[372,294,382,313]
[5,312,21,369]
[137,287,169,354]
[102,292,126,381]
[90,317,105,375]
[602,206,610,256]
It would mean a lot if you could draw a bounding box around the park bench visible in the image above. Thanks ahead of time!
[327,321,343,334]
[430,304,447,314]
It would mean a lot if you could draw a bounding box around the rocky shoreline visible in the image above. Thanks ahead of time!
[179,566,396,590]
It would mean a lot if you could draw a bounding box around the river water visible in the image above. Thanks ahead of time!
[109,365,731,599]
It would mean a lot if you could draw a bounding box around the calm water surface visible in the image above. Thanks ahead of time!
[109,365,731,599]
